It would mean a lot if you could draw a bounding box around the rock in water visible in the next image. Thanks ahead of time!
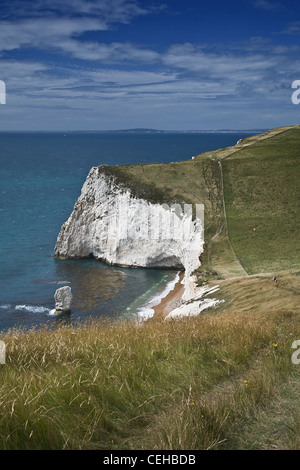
[54,286,72,314]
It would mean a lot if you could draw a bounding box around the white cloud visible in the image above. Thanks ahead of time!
[281,21,300,35]
[0,0,297,130]
[162,43,280,82]
[0,18,110,52]
[55,40,160,62]
[85,69,177,86]
[0,0,161,58]
[0,0,152,22]
[0,1,160,63]
[253,0,283,11]
[1,35,297,112]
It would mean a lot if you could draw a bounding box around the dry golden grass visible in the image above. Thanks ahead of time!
[0,271,299,450]
[1,125,299,450]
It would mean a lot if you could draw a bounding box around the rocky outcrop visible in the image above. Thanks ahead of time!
[54,166,204,298]
[54,286,72,314]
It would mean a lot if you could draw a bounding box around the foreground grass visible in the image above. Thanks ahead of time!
[0,125,298,449]
[0,272,300,450]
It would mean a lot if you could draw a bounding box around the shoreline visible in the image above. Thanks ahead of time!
[149,273,224,321]
[151,271,185,319]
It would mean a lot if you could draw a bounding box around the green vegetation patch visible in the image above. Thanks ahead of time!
[98,125,300,277]
[222,128,300,274]
[0,270,300,450]
[99,157,228,276]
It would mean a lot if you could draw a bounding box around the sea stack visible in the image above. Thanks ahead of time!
[54,286,72,314]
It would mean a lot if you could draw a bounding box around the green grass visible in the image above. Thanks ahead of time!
[99,146,238,279]
[0,124,299,450]
[99,124,300,279]
[0,271,299,450]
[222,127,300,274]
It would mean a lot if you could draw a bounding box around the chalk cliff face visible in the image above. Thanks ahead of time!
[54,166,204,298]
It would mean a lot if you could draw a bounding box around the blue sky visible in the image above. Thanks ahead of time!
[0,0,300,130]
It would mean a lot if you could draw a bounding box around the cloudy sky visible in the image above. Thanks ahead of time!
[0,0,300,130]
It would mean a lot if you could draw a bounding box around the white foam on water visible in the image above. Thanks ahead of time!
[15,305,51,314]
[0,304,12,309]
[49,280,71,284]
[135,271,181,322]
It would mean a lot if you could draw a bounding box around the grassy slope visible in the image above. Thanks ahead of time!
[222,127,300,274]
[100,124,300,278]
[1,271,300,450]
[99,148,241,279]
[0,125,299,450]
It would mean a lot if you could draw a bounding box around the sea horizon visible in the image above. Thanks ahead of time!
[0,128,269,133]
[0,131,255,332]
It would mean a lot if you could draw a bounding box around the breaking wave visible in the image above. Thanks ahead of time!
[135,271,181,321]
[15,305,51,314]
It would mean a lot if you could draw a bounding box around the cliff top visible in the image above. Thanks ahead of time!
[97,124,300,278]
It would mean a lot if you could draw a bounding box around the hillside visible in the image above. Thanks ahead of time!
[222,127,300,274]
[0,124,299,451]
[0,270,299,450]
[98,124,300,279]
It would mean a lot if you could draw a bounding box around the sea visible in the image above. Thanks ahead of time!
[0,131,253,332]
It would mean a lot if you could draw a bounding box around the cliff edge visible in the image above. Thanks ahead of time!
[54,165,204,299]
[55,124,300,304]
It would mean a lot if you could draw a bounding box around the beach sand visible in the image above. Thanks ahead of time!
[152,271,185,319]
[150,273,222,321]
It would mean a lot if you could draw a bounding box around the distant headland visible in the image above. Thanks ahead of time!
[75,128,270,134]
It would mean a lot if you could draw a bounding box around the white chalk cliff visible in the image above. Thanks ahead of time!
[54,166,204,299]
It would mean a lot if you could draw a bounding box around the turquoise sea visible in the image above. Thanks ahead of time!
[0,132,253,331]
